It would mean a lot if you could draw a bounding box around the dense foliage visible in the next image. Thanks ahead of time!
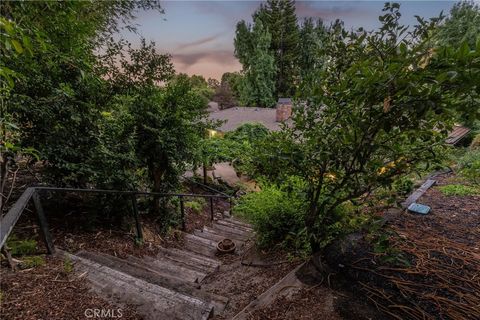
[253,0,299,97]
[199,123,270,175]
[234,0,336,103]
[235,19,276,107]
[1,1,212,219]
[436,0,480,48]
[234,177,308,252]
[237,3,480,251]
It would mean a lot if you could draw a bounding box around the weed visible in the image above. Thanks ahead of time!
[184,199,205,214]
[63,256,73,273]
[6,236,37,256]
[20,255,46,269]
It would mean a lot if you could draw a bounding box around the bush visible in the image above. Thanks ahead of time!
[233,177,309,253]
[458,149,480,185]
[185,199,205,214]
[392,176,415,196]
[470,133,480,149]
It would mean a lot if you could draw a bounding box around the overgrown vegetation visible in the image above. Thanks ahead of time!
[458,149,480,185]
[1,1,213,224]
[234,2,480,252]
[199,123,270,175]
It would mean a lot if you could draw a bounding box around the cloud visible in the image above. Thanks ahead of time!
[172,50,241,79]
[173,50,238,66]
[295,1,371,21]
[176,34,221,50]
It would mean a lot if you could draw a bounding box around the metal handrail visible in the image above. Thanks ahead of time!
[0,186,232,254]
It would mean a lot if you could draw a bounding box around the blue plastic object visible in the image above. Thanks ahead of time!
[407,203,431,215]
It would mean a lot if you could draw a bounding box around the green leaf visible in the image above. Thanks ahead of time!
[459,41,470,59]
[399,42,407,56]
[0,18,14,35]
[11,39,24,54]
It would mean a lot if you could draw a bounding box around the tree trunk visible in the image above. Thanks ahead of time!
[149,161,167,216]
[203,163,208,184]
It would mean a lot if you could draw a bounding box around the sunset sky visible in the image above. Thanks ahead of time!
[122,1,456,80]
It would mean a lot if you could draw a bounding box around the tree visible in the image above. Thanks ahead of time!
[254,0,299,97]
[207,78,220,90]
[2,1,165,187]
[436,1,480,48]
[0,17,39,211]
[298,18,328,96]
[234,21,253,68]
[238,19,276,108]
[252,3,480,250]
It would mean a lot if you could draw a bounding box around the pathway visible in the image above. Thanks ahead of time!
[63,217,255,320]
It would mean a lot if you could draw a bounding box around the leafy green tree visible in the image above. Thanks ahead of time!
[0,17,38,211]
[2,1,164,187]
[238,19,276,108]
[213,72,243,109]
[234,21,253,68]
[298,18,328,96]
[436,1,480,48]
[131,77,209,213]
[252,3,480,250]
[254,0,299,97]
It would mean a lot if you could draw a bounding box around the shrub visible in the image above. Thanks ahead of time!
[471,133,480,149]
[392,176,415,196]
[233,177,309,253]
[185,199,205,214]
[458,149,480,185]
[438,184,480,196]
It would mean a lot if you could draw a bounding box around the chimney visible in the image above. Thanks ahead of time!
[276,98,292,122]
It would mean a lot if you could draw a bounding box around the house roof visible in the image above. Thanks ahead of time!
[208,107,286,132]
[445,125,471,145]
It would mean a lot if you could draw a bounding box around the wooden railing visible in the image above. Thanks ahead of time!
[0,186,231,254]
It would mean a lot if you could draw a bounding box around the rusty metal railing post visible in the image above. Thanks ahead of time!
[210,197,214,221]
[131,194,143,242]
[32,191,55,254]
[179,196,186,231]
[229,197,233,216]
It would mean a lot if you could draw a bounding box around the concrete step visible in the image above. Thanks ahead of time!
[69,252,213,320]
[184,233,218,258]
[156,247,220,273]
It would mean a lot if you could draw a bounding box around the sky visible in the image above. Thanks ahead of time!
[121,1,457,80]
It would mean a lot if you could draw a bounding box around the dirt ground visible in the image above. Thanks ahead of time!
[202,250,302,320]
[324,172,480,320]
[0,256,141,320]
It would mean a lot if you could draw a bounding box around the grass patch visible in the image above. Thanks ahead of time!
[184,199,205,214]
[20,255,46,269]
[63,256,73,273]
[6,236,37,256]
[438,184,480,196]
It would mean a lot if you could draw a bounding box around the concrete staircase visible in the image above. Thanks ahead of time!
[66,217,254,320]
